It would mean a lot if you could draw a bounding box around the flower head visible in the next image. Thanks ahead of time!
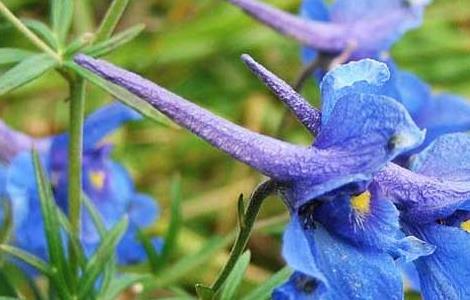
[2,103,160,267]
[74,54,432,298]
[228,0,430,60]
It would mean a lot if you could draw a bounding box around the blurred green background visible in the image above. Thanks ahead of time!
[1,0,469,298]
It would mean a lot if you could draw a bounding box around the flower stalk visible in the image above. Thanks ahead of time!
[210,179,278,293]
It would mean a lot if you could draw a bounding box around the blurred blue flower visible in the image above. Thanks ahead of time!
[75,54,434,298]
[375,133,470,299]
[1,103,160,267]
[227,0,429,62]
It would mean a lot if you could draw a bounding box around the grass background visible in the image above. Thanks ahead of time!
[1,0,469,298]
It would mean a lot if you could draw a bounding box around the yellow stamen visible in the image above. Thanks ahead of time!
[351,191,371,215]
[89,171,106,190]
[460,220,470,233]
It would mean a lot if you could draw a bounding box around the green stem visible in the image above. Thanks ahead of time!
[210,180,277,293]
[67,76,86,284]
[0,1,62,63]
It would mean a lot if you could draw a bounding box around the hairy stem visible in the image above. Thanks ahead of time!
[210,180,278,293]
[67,76,86,284]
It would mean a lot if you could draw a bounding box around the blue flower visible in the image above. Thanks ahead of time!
[74,54,433,298]
[1,103,160,267]
[375,133,470,299]
[227,0,430,61]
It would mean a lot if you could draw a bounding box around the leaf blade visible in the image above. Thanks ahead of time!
[50,0,74,44]
[0,48,34,65]
[219,251,251,300]
[85,24,145,57]
[241,267,292,300]
[0,54,57,96]
[94,0,130,43]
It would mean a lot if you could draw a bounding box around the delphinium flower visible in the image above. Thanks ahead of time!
[374,133,470,299]
[0,103,160,268]
[74,54,441,298]
[228,0,470,158]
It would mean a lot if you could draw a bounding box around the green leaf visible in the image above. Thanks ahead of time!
[195,284,214,300]
[94,0,130,43]
[160,175,183,263]
[0,269,18,297]
[237,194,245,229]
[0,245,52,276]
[137,229,160,273]
[98,274,149,300]
[82,194,117,294]
[0,297,21,300]
[241,267,292,300]
[0,48,34,65]
[66,61,173,127]
[50,0,74,44]
[220,251,251,300]
[84,24,145,57]
[22,19,58,49]
[78,216,128,300]
[0,54,57,96]
[148,236,231,288]
[56,209,87,270]
[0,199,13,245]
[32,151,71,298]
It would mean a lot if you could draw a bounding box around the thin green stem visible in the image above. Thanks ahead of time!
[67,76,86,286]
[0,1,62,63]
[210,180,277,293]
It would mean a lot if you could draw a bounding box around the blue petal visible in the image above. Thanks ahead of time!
[128,193,159,228]
[319,59,391,126]
[116,224,162,265]
[280,216,403,299]
[415,93,470,147]
[83,102,141,149]
[313,184,433,261]
[410,133,470,182]
[407,223,470,300]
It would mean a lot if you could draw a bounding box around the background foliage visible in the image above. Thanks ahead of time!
[1,0,469,298]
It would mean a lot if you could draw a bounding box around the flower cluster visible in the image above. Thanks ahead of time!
[0,103,160,270]
[73,0,470,298]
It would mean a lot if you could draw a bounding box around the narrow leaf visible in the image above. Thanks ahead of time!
[94,0,130,43]
[0,245,52,276]
[51,0,74,43]
[22,19,58,49]
[32,151,71,298]
[78,217,128,299]
[0,200,13,244]
[161,175,183,263]
[137,229,160,273]
[0,270,17,297]
[66,61,173,127]
[82,194,116,293]
[99,274,149,300]
[84,24,145,57]
[195,284,214,300]
[220,251,251,300]
[56,209,87,269]
[149,236,231,288]
[0,48,34,65]
[237,194,245,229]
[0,54,57,96]
[241,267,292,300]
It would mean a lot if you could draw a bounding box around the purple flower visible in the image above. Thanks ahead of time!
[1,103,160,269]
[74,54,436,298]
[375,133,470,299]
[228,0,430,60]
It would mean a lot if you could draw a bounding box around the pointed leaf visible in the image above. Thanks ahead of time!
[137,229,160,273]
[160,175,183,263]
[0,48,34,65]
[22,19,58,49]
[241,267,292,300]
[56,209,87,269]
[0,54,57,96]
[94,0,130,43]
[78,216,128,299]
[50,0,73,43]
[66,61,173,127]
[0,245,52,276]
[195,284,214,300]
[99,274,149,300]
[220,251,251,300]
[85,24,145,57]
[0,200,13,244]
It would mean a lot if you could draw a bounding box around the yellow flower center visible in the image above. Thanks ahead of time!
[89,171,106,190]
[351,191,371,215]
[460,220,470,233]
